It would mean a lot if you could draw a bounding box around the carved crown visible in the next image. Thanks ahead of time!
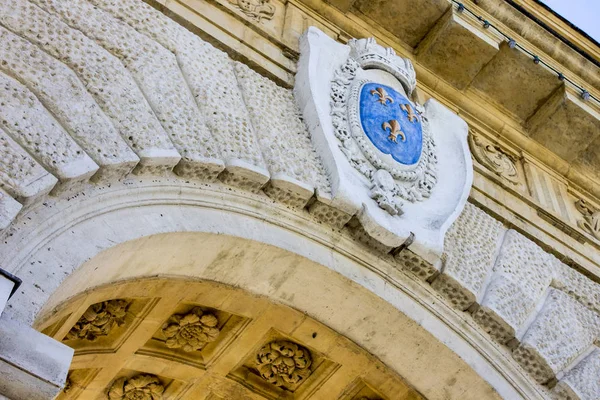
[348,37,417,96]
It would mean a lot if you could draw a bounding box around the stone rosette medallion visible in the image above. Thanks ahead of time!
[66,299,130,341]
[108,374,164,400]
[255,341,313,388]
[161,307,220,352]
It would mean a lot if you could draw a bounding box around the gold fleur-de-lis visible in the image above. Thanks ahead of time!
[382,119,406,143]
[370,87,394,105]
[401,103,418,122]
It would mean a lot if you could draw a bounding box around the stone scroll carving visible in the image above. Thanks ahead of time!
[575,199,600,240]
[66,299,130,341]
[256,341,313,388]
[161,307,220,352]
[108,374,164,400]
[469,134,520,185]
[227,0,275,22]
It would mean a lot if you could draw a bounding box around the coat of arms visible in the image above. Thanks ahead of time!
[296,28,472,262]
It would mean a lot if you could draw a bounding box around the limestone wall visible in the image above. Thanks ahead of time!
[0,0,599,398]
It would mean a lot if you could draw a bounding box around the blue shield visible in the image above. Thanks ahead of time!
[359,83,423,166]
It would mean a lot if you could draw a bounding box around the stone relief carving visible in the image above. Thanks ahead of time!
[161,307,220,352]
[329,38,437,216]
[468,134,520,185]
[66,299,130,341]
[108,374,164,400]
[255,341,312,388]
[227,0,275,22]
[575,199,600,240]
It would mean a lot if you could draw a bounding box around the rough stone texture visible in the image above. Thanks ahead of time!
[395,249,437,281]
[554,259,600,315]
[234,62,331,206]
[0,73,98,188]
[0,26,137,180]
[307,200,353,228]
[475,229,556,342]
[86,0,270,181]
[513,289,600,385]
[0,0,180,174]
[432,202,506,310]
[29,0,221,180]
[0,126,57,205]
[555,347,600,400]
[0,188,21,230]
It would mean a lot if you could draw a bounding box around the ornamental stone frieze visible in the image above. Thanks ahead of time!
[161,307,220,352]
[468,133,521,186]
[227,0,275,22]
[66,300,130,341]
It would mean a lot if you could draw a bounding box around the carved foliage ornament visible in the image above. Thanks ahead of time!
[468,134,520,185]
[66,299,130,341]
[108,375,164,400]
[575,199,600,240]
[227,0,275,22]
[330,38,437,216]
[256,341,312,388]
[161,307,220,352]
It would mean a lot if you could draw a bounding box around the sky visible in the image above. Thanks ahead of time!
[540,0,600,42]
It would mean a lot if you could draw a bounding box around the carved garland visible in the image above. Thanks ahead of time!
[161,307,220,352]
[255,341,312,388]
[66,299,130,341]
[330,58,437,216]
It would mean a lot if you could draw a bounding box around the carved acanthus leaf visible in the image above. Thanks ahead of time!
[575,199,600,240]
[255,341,312,388]
[469,134,520,185]
[108,374,164,400]
[161,307,220,352]
[227,0,275,22]
[66,299,130,341]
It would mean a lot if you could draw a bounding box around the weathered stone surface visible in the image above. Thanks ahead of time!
[353,0,450,48]
[432,202,506,310]
[472,42,563,121]
[87,0,270,185]
[0,0,181,175]
[30,0,221,180]
[234,62,330,207]
[528,86,600,163]
[0,26,137,180]
[554,347,600,400]
[0,126,57,205]
[0,72,97,188]
[417,9,500,90]
[475,229,555,342]
[513,289,600,384]
[0,188,21,230]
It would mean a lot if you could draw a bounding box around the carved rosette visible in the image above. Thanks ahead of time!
[330,39,437,216]
[108,375,164,400]
[575,199,600,240]
[66,299,130,341]
[468,134,520,185]
[161,307,220,352]
[256,341,312,388]
[227,0,275,22]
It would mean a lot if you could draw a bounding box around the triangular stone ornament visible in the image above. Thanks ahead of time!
[295,27,473,266]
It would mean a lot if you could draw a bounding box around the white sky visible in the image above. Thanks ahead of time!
[540,0,600,42]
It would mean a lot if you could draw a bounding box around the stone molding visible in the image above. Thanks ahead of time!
[0,0,598,398]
